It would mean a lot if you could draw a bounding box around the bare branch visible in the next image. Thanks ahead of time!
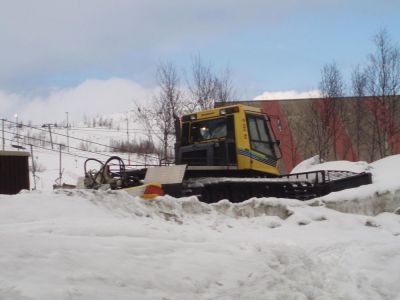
[136,61,184,162]
[188,55,235,110]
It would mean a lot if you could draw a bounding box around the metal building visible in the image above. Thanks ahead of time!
[0,151,30,194]
[217,95,400,173]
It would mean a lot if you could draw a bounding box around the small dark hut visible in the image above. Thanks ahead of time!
[0,151,30,195]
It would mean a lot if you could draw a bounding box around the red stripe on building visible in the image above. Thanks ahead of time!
[314,99,358,161]
[365,97,400,154]
[393,132,400,153]
[260,101,301,172]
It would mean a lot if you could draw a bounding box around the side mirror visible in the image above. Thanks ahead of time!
[276,140,281,146]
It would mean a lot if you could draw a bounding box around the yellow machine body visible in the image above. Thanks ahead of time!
[177,104,280,177]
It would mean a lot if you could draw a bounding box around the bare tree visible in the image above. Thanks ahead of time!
[188,56,235,110]
[320,62,345,99]
[303,101,332,161]
[350,66,370,159]
[278,103,311,170]
[318,62,345,160]
[365,29,400,157]
[214,67,235,105]
[136,62,184,163]
[188,56,216,110]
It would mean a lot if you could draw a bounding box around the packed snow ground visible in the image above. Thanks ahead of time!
[1,155,400,299]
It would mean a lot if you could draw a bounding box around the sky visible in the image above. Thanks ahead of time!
[0,0,399,123]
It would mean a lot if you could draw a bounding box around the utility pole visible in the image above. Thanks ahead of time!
[126,117,130,143]
[42,123,56,150]
[14,114,19,150]
[126,114,130,165]
[48,125,54,150]
[2,119,4,151]
[29,144,37,190]
[66,112,70,152]
[58,144,62,186]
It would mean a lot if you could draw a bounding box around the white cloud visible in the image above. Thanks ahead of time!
[254,90,321,100]
[0,78,156,124]
[0,84,324,126]
[0,0,328,88]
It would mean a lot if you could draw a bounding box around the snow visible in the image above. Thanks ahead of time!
[0,190,399,299]
[308,155,400,216]
[291,155,370,174]
[2,133,400,299]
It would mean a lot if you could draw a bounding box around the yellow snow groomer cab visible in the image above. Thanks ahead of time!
[176,104,281,177]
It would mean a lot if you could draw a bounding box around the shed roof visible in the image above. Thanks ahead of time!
[0,151,30,157]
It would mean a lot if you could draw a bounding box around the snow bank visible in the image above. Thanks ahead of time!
[1,189,400,300]
[44,190,300,223]
[2,153,400,299]
[291,155,370,174]
[311,155,400,216]
[317,186,400,216]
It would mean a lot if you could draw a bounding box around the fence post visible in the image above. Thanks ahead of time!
[30,144,37,190]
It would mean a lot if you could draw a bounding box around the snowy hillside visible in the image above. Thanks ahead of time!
[1,155,400,299]
[3,112,141,151]
[1,112,159,190]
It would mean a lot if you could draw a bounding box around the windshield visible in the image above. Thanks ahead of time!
[191,118,227,142]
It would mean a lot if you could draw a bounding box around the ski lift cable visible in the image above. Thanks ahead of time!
[4,130,139,163]
[2,128,151,164]
[2,133,145,164]
[3,136,145,168]
[2,119,160,161]
[2,136,99,161]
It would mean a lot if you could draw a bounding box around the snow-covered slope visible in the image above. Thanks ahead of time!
[1,156,400,299]
[2,111,155,190]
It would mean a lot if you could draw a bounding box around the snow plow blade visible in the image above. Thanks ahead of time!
[143,164,187,198]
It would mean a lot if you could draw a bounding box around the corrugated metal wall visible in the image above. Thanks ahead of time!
[217,96,400,173]
[0,151,30,195]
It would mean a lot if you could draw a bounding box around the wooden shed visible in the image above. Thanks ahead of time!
[0,151,30,195]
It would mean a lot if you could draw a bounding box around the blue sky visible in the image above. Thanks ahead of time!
[0,0,399,121]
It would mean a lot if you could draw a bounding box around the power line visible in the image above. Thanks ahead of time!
[69,126,160,133]
[2,129,149,164]
[13,124,163,134]
[2,119,160,161]
[14,125,155,133]
[2,136,99,161]
[3,135,154,168]
[4,119,126,152]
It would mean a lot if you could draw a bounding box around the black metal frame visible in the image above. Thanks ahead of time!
[191,170,373,203]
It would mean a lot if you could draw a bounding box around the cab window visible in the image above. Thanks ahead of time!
[191,118,227,142]
[247,114,275,157]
